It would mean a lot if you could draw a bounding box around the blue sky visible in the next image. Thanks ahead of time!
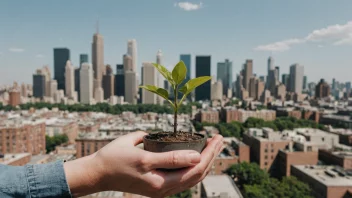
[1,0,352,85]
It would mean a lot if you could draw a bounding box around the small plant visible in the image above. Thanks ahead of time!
[140,61,211,135]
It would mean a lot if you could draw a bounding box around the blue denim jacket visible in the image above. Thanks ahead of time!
[0,161,72,198]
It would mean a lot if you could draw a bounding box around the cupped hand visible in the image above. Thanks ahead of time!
[64,131,223,198]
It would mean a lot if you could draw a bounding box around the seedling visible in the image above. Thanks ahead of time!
[140,61,211,135]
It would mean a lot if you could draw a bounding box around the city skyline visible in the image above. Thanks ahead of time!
[1,1,352,85]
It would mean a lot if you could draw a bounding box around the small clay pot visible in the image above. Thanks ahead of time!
[143,133,207,153]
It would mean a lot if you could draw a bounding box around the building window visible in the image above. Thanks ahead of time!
[265,155,268,159]
[307,146,312,151]
[271,149,274,153]
[265,149,268,153]
[264,162,268,166]
[322,137,325,141]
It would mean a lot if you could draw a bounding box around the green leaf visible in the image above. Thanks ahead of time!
[152,63,174,85]
[172,61,187,85]
[139,85,175,108]
[179,76,212,95]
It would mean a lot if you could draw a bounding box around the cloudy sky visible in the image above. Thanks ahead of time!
[1,0,352,85]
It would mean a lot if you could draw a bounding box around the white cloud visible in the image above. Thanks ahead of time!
[254,38,304,52]
[175,2,203,11]
[9,48,25,53]
[36,54,44,58]
[254,20,352,51]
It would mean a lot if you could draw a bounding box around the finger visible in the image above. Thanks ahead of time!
[118,131,148,146]
[146,150,201,169]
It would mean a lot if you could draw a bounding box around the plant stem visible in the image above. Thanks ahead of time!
[174,85,178,135]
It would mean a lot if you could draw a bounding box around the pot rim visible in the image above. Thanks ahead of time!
[143,132,206,143]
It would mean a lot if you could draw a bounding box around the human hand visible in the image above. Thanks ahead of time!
[64,131,223,197]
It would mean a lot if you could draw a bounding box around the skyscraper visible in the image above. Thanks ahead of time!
[48,80,58,98]
[92,28,104,89]
[142,62,157,104]
[243,59,253,90]
[275,66,280,81]
[180,54,191,83]
[249,77,257,99]
[102,65,115,99]
[80,63,94,104]
[54,48,70,91]
[156,50,164,104]
[217,59,233,95]
[40,66,51,97]
[303,76,308,90]
[282,74,290,88]
[79,54,89,66]
[315,79,330,99]
[211,80,223,101]
[195,56,211,101]
[123,54,133,72]
[127,39,137,72]
[74,68,80,101]
[267,56,274,77]
[65,60,75,98]
[115,64,125,97]
[289,64,304,94]
[125,71,138,104]
[33,73,45,98]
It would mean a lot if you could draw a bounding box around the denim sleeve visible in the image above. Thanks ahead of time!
[0,160,72,198]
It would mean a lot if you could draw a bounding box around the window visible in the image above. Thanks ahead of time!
[219,162,223,166]
[307,146,312,151]
[264,162,268,166]
[271,149,274,153]
[265,149,268,153]
[322,137,325,141]
[271,156,274,159]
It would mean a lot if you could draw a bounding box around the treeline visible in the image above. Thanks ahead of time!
[193,116,327,138]
[226,162,313,198]
[0,102,202,115]
[46,134,69,153]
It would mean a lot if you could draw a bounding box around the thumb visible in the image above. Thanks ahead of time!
[146,150,201,169]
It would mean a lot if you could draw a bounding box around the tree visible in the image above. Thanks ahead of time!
[168,189,192,198]
[45,134,69,153]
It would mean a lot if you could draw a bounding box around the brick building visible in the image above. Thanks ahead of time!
[195,109,219,124]
[291,165,352,198]
[326,127,352,146]
[9,90,21,107]
[46,120,79,144]
[220,108,276,123]
[0,153,31,166]
[319,150,352,169]
[0,120,46,155]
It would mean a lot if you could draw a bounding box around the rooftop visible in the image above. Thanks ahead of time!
[202,175,243,198]
[293,165,352,187]
[0,153,31,165]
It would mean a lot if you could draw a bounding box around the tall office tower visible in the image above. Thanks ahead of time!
[282,74,290,89]
[74,67,80,101]
[125,70,138,104]
[40,66,51,97]
[180,54,191,82]
[123,54,133,72]
[92,28,104,88]
[346,82,351,93]
[21,83,27,97]
[332,78,336,91]
[127,39,137,72]
[243,59,253,90]
[249,77,257,99]
[79,54,89,66]
[267,70,278,94]
[115,64,125,96]
[211,80,223,101]
[256,79,265,100]
[80,63,94,104]
[33,71,46,98]
[94,87,104,103]
[275,83,286,100]
[315,79,330,99]
[54,48,70,91]
[48,80,58,98]
[217,59,233,95]
[236,74,243,98]
[289,64,304,94]
[267,56,274,77]
[102,65,115,99]
[142,62,157,104]
[275,66,280,81]
[65,60,75,98]
[303,76,307,90]
[195,56,211,101]
[156,50,164,104]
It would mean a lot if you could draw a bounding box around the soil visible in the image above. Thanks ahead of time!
[146,131,203,142]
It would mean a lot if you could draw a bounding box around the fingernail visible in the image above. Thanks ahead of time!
[188,152,201,164]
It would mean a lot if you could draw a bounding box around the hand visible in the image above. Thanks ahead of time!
[64,131,223,197]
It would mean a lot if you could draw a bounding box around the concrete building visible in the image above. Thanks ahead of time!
[102,65,115,100]
[21,83,27,97]
[46,120,78,144]
[326,128,352,146]
[80,63,94,104]
[141,62,157,104]
[125,71,138,104]
[94,87,104,103]
[74,67,80,101]
[289,64,304,94]
[54,48,70,91]
[9,90,20,107]
[0,153,31,166]
[275,83,286,101]
[115,64,125,97]
[267,56,274,79]
[291,165,352,198]
[92,28,105,89]
[217,59,233,95]
[243,59,253,90]
[319,150,352,169]
[65,60,75,98]
[127,39,137,72]
[33,73,46,98]
[282,74,290,90]
[316,79,331,99]
[211,80,223,101]
[195,56,211,101]
[321,114,352,130]
[123,54,133,72]
[201,175,243,198]
[48,80,58,98]
[0,120,46,155]
[195,109,219,123]
[248,77,257,99]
